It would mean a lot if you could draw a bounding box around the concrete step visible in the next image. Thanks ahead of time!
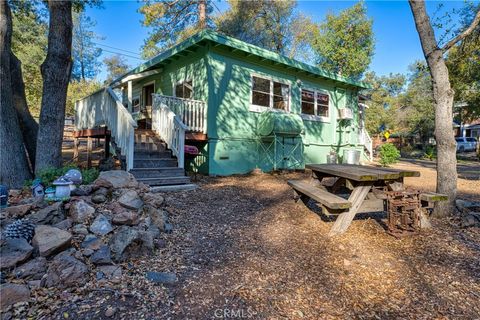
[129,167,185,178]
[135,176,191,186]
[133,158,178,168]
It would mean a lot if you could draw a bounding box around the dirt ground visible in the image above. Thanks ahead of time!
[33,160,480,320]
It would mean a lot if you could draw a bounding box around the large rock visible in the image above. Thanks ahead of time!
[13,257,47,280]
[118,190,143,210]
[53,218,73,230]
[0,238,33,270]
[142,193,164,208]
[0,283,30,309]
[145,205,168,232]
[94,171,138,189]
[4,204,31,218]
[70,185,93,197]
[44,250,89,288]
[112,210,139,226]
[109,226,140,262]
[145,271,177,285]
[461,214,480,228]
[89,214,113,236]
[81,235,103,250]
[69,200,95,223]
[97,265,122,281]
[32,225,72,257]
[90,245,112,265]
[28,202,65,225]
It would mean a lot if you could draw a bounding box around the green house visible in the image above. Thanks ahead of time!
[75,30,372,186]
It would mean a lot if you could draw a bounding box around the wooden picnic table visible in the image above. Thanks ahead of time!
[288,164,422,236]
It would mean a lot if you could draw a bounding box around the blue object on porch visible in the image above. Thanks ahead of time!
[0,185,8,208]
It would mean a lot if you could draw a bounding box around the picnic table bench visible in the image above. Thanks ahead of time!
[288,164,447,236]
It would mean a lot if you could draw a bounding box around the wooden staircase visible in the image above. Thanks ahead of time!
[129,129,190,186]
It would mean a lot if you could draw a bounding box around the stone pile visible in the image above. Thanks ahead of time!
[0,171,170,309]
[456,199,480,227]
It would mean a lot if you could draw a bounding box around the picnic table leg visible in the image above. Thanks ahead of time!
[329,183,372,236]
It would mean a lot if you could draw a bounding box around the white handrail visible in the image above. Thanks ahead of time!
[75,87,137,170]
[152,95,187,168]
[362,128,373,161]
[152,94,206,133]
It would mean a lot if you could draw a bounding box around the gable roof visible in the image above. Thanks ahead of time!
[111,29,370,89]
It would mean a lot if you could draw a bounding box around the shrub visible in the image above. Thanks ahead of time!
[379,143,400,167]
[26,165,99,187]
[424,145,436,161]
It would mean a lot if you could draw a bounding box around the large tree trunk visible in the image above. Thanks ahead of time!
[35,0,73,173]
[409,0,457,216]
[11,53,38,168]
[0,1,32,187]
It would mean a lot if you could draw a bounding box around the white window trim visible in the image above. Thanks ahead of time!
[249,74,291,113]
[173,79,194,99]
[300,87,331,123]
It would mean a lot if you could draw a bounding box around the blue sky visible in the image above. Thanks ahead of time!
[87,0,473,81]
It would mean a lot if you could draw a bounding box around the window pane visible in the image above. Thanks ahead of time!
[273,95,288,110]
[302,101,315,115]
[252,91,270,107]
[316,92,329,117]
[301,90,314,104]
[252,76,270,93]
[175,84,183,98]
[273,82,289,110]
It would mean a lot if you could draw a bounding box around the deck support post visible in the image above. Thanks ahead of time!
[127,81,133,112]
[73,137,79,163]
[87,136,92,168]
[104,134,111,159]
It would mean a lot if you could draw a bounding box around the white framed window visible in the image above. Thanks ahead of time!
[300,88,330,122]
[250,75,290,112]
[174,79,193,99]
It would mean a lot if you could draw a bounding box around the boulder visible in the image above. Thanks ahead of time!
[53,218,73,230]
[112,210,139,226]
[94,171,138,189]
[109,226,140,261]
[70,185,93,196]
[145,205,168,231]
[81,234,103,251]
[4,204,31,218]
[118,190,143,210]
[72,224,89,235]
[28,202,65,225]
[44,250,89,288]
[142,193,164,208]
[69,200,95,223]
[32,225,72,257]
[13,257,47,280]
[97,265,122,281]
[89,214,113,236]
[145,271,177,285]
[461,214,480,228]
[91,194,107,204]
[0,283,30,309]
[90,245,112,265]
[0,238,33,270]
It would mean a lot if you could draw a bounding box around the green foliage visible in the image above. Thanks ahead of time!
[379,143,400,167]
[424,145,436,161]
[72,11,103,81]
[139,0,214,58]
[26,165,99,187]
[216,0,314,58]
[11,9,47,117]
[312,1,374,79]
[103,55,130,84]
[66,80,102,115]
[363,71,406,135]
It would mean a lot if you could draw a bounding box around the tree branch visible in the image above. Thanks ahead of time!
[442,9,480,53]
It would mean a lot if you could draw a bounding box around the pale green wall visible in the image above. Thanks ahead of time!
[128,45,364,175]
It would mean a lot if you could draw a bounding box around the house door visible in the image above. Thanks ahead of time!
[139,83,155,129]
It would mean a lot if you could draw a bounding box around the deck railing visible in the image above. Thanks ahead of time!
[360,128,373,161]
[152,95,188,168]
[75,87,137,170]
[152,94,206,133]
